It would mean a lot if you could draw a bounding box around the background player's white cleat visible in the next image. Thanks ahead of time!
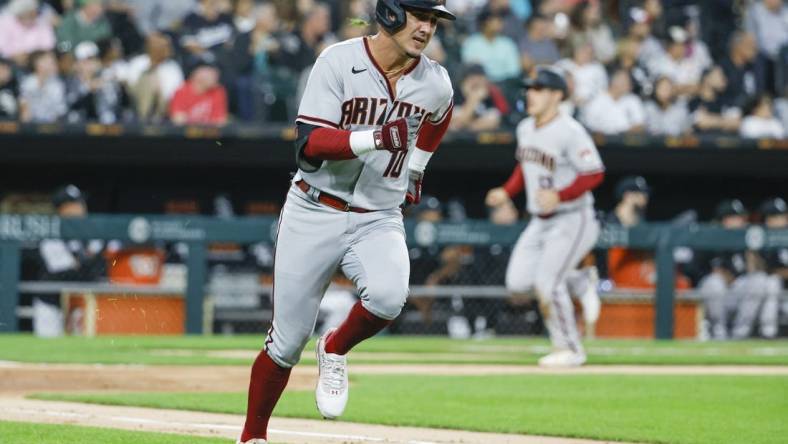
[315,328,348,419]
[237,439,267,443]
[538,349,587,367]
[579,266,601,336]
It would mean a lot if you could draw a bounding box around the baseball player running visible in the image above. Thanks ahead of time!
[486,66,605,367]
[239,1,454,442]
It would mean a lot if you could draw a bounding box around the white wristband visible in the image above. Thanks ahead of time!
[350,130,377,156]
[408,147,433,173]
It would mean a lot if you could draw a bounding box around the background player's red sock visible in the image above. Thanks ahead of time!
[324,301,392,355]
[240,350,291,442]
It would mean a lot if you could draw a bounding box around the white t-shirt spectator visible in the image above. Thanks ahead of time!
[556,58,607,104]
[20,74,66,122]
[637,35,664,70]
[740,116,785,139]
[582,91,646,134]
[126,55,184,101]
[644,100,691,136]
[649,53,707,90]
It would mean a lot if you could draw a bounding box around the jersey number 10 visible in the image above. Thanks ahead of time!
[383,151,407,178]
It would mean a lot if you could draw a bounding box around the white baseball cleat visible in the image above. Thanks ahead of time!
[237,439,267,443]
[538,349,587,367]
[315,328,348,419]
[579,266,601,334]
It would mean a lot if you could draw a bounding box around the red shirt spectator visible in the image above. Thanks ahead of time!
[169,63,227,125]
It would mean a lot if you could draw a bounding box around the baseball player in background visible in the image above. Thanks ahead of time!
[698,199,779,340]
[760,197,787,337]
[486,66,605,367]
[239,1,455,442]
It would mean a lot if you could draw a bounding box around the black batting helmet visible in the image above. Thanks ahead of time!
[522,65,569,99]
[376,0,456,34]
[759,197,787,216]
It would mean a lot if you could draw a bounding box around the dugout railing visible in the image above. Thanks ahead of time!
[0,214,786,338]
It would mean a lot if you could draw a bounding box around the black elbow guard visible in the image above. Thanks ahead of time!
[295,123,324,173]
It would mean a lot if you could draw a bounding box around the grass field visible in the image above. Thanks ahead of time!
[0,421,227,444]
[3,334,788,444]
[33,374,788,444]
[2,334,788,365]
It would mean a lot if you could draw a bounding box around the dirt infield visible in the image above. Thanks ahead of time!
[2,362,786,443]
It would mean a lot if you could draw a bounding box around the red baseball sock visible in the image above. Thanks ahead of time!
[324,301,392,355]
[240,350,291,442]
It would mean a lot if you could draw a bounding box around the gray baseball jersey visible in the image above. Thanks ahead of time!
[265,36,452,368]
[506,112,604,355]
[295,37,453,210]
[515,112,604,216]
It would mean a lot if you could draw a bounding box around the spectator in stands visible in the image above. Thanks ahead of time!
[179,0,236,75]
[231,2,282,121]
[55,0,112,54]
[450,64,509,132]
[745,0,788,91]
[275,2,334,76]
[123,0,197,36]
[720,31,759,108]
[627,6,663,72]
[689,66,741,134]
[98,37,132,92]
[19,50,66,122]
[556,39,607,106]
[684,18,713,76]
[740,94,785,139]
[581,67,645,135]
[644,76,691,136]
[169,60,228,126]
[0,57,19,119]
[233,0,256,34]
[776,84,788,130]
[0,0,56,67]
[486,0,525,43]
[127,32,184,123]
[64,41,123,124]
[101,2,145,57]
[518,13,560,73]
[649,26,708,97]
[612,37,651,97]
[568,0,616,65]
[460,7,521,82]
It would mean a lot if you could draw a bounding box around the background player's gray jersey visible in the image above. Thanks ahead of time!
[294,37,453,210]
[515,112,604,215]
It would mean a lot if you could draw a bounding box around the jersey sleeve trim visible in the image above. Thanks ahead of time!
[296,115,339,129]
[431,101,454,125]
[576,167,606,175]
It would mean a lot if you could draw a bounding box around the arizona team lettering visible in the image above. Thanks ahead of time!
[517,146,556,172]
[340,98,427,128]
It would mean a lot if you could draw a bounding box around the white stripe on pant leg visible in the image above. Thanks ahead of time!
[547,210,587,353]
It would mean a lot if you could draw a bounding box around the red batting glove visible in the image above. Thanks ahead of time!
[374,114,421,153]
[405,169,423,205]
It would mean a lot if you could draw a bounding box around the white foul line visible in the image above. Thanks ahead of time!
[1,407,438,444]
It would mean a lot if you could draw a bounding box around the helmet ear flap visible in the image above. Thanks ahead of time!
[376,0,407,33]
